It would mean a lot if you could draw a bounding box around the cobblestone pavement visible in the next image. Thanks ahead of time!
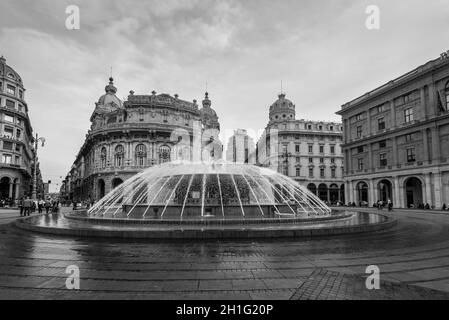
[0,207,449,299]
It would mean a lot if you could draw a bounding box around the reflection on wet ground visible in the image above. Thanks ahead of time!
[0,207,449,299]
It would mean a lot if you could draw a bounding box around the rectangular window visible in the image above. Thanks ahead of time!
[309,157,313,163]
[6,85,15,95]
[5,100,15,109]
[15,156,20,165]
[404,108,414,123]
[330,146,335,154]
[295,145,300,152]
[407,148,416,163]
[319,145,324,153]
[15,145,21,152]
[329,126,333,131]
[296,168,300,177]
[309,168,314,177]
[2,141,13,150]
[2,154,12,164]
[19,90,23,99]
[358,158,364,171]
[16,129,21,139]
[331,168,336,178]
[378,117,385,130]
[405,134,413,142]
[308,145,313,153]
[295,157,300,163]
[4,114,14,123]
[379,153,387,167]
[376,104,385,113]
[379,140,387,148]
[331,158,335,164]
[4,127,14,138]
[356,126,362,138]
[355,113,363,121]
[357,146,364,153]
[320,168,325,178]
[320,157,324,163]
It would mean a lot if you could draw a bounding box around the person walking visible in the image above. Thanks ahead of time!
[387,199,393,212]
[23,197,32,216]
[44,199,51,214]
[18,197,24,217]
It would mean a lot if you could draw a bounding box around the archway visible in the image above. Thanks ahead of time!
[97,179,105,200]
[405,177,423,208]
[0,177,10,199]
[318,183,328,202]
[112,178,123,189]
[356,181,368,204]
[378,179,393,203]
[307,183,317,195]
[329,184,339,204]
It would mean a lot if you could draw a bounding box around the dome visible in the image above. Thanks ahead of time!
[88,161,331,220]
[97,77,123,108]
[199,92,220,130]
[0,56,23,84]
[269,93,296,121]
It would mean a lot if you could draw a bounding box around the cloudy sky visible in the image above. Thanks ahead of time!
[1,0,448,192]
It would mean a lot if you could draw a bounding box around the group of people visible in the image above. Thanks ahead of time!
[375,199,393,211]
[18,197,60,217]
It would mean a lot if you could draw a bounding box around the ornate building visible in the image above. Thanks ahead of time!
[337,52,449,208]
[0,56,38,200]
[256,93,345,204]
[62,77,221,203]
[226,129,256,164]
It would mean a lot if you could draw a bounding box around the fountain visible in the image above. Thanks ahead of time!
[14,161,397,239]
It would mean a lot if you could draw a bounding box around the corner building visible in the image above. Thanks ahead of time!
[337,53,449,208]
[257,93,345,204]
[64,78,221,202]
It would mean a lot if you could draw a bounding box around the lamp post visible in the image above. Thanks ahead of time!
[31,133,45,200]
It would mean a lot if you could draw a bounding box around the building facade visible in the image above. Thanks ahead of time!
[62,77,221,203]
[337,52,449,209]
[0,56,38,200]
[226,129,256,164]
[257,93,345,204]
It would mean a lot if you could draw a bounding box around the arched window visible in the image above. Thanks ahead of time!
[114,145,125,167]
[135,144,147,167]
[159,145,171,164]
[445,82,449,110]
[100,147,107,168]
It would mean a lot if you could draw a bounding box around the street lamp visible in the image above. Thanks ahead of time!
[31,133,46,200]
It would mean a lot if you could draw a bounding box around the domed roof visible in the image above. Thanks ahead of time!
[199,92,217,117]
[97,77,123,108]
[269,93,295,112]
[0,56,23,84]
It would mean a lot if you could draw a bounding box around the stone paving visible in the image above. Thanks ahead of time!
[0,207,449,299]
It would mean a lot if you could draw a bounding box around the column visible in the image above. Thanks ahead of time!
[420,87,428,119]
[424,173,432,205]
[348,180,354,203]
[368,179,375,205]
[8,183,13,198]
[422,129,429,164]
[348,149,353,173]
[366,110,371,137]
[368,143,373,172]
[429,83,437,116]
[431,127,441,162]
[433,172,443,208]
[392,137,398,167]
[393,176,400,208]
[390,100,396,128]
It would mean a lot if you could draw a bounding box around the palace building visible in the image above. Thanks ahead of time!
[0,56,39,200]
[226,129,256,164]
[61,77,221,203]
[337,52,449,208]
[256,93,345,204]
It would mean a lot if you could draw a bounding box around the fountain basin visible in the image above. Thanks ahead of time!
[13,210,397,239]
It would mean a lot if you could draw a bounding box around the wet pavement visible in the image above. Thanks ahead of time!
[0,207,449,299]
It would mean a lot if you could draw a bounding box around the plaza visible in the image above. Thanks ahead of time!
[1,206,449,299]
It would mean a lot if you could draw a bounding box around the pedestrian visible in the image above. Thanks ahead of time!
[44,199,51,214]
[387,199,393,212]
[23,197,32,216]
[19,197,24,217]
[38,199,44,213]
